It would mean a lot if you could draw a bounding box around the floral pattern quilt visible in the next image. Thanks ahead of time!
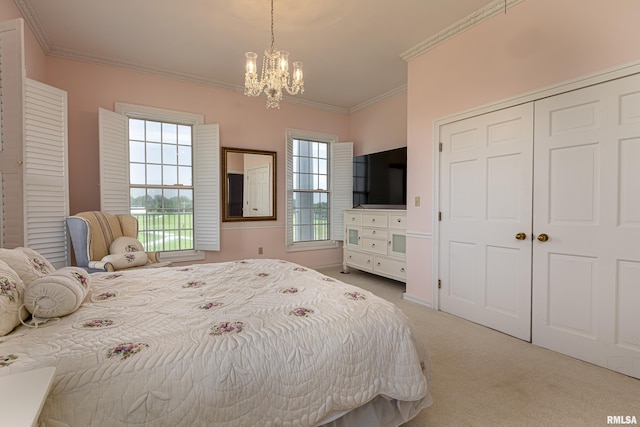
[0,259,430,426]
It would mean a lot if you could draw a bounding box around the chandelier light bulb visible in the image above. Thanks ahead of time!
[279,51,289,73]
[293,62,303,83]
[245,52,257,76]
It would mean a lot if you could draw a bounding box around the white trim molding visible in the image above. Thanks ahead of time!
[402,292,433,308]
[349,85,407,113]
[16,0,523,114]
[401,0,524,62]
[406,231,433,239]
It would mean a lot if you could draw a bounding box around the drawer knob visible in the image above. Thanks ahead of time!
[367,260,371,264]
[371,243,375,248]
[397,218,401,222]
[400,268,405,273]
[372,218,376,222]
[372,230,376,234]
[377,262,381,266]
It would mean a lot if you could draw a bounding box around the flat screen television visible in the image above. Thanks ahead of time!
[353,147,407,208]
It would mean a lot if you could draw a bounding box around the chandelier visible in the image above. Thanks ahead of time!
[244,0,304,109]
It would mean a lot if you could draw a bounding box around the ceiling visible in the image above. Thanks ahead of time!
[16,0,503,112]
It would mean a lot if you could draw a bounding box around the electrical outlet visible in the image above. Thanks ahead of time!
[415,196,421,207]
[258,247,263,255]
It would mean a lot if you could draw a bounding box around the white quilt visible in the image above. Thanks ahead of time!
[0,259,431,426]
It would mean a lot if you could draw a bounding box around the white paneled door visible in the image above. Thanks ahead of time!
[532,73,640,379]
[439,103,534,341]
[245,164,270,216]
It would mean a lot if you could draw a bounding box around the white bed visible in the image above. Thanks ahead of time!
[0,258,432,426]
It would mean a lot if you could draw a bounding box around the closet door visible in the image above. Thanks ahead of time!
[439,103,534,341]
[0,19,26,248]
[532,73,640,379]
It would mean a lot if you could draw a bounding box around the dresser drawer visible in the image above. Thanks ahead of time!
[374,257,406,280]
[361,228,388,239]
[344,250,373,271]
[361,237,388,255]
[362,213,388,227]
[344,212,362,226]
[389,213,406,229]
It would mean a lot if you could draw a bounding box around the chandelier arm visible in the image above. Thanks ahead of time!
[284,86,301,96]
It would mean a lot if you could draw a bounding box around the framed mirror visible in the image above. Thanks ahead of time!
[221,147,276,221]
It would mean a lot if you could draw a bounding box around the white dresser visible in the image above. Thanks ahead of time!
[343,209,406,282]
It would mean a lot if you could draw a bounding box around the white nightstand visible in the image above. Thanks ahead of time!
[0,366,56,427]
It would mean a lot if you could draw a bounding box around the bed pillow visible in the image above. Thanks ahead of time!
[0,247,55,286]
[101,251,149,270]
[23,267,91,318]
[109,236,145,254]
[0,260,29,336]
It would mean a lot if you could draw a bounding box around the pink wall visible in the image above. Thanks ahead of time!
[42,57,350,267]
[406,0,640,304]
[349,91,407,156]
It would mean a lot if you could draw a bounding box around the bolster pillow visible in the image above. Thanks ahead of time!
[23,267,91,318]
[101,251,149,270]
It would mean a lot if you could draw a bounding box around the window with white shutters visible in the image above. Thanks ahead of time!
[99,103,219,262]
[285,129,352,251]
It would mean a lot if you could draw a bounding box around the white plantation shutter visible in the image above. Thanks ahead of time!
[193,124,220,251]
[98,108,128,214]
[285,132,294,247]
[23,78,68,267]
[330,142,353,241]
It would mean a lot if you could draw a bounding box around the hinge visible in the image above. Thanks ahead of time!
[439,142,443,152]
[438,211,442,221]
[438,279,441,289]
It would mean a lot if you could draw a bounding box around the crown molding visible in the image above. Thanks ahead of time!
[17,0,520,113]
[14,0,51,53]
[44,45,350,113]
[16,0,349,114]
[280,96,350,114]
[349,85,407,113]
[400,0,524,62]
[49,46,241,90]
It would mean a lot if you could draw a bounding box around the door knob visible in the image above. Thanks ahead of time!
[537,233,549,242]
[515,232,527,240]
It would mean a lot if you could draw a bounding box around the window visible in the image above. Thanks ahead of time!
[291,139,330,243]
[286,129,352,251]
[128,118,194,251]
[99,103,220,262]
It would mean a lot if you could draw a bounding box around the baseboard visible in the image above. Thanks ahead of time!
[402,292,433,308]
[312,262,344,270]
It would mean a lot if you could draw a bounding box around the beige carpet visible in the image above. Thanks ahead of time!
[316,266,640,427]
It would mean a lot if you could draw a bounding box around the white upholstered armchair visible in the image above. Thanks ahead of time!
[66,211,170,273]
